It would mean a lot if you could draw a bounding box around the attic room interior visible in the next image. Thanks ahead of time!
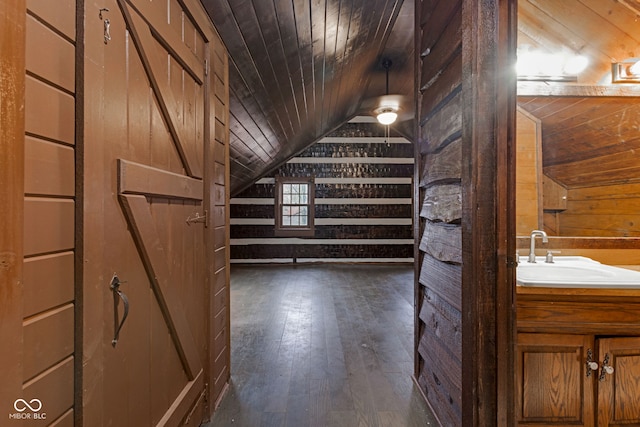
[3,0,640,426]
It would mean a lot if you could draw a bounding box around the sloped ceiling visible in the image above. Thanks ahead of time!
[201,0,415,195]
[518,0,640,189]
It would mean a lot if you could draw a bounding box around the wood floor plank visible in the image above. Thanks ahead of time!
[205,264,438,427]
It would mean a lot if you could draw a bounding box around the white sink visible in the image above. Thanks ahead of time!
[517,256,640,288]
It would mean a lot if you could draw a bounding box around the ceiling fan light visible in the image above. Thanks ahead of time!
[376,109,397,125]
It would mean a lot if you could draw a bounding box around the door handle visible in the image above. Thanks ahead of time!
[110,274,129,347]
[586,348,598,377]
[599,353,614,381]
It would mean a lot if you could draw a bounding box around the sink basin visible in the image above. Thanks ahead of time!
[517,256,640,288]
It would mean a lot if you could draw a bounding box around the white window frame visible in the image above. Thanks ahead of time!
[274,175,315,237]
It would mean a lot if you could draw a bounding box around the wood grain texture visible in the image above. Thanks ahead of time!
[460,1,517,426]
[120,194,203,380]
[203,0,415,194]
[419,221,462,263]
[206,264,438,427]
[516,333,594,426]
[0,0,26,420]
[420,183,462,223]
[117,0,204,178]
[597,337,640,426]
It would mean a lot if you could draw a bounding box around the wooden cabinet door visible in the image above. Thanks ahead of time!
[516,333,595,426]
[83,0,228,425]
[597,337,640,426]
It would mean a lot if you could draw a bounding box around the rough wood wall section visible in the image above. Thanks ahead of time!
[414,1,463,425]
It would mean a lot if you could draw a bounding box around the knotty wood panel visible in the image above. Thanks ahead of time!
[23,198,74,256]
[23,304,74,381]
[24,137,74,196]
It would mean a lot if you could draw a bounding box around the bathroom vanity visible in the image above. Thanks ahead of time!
[516,257,640,427]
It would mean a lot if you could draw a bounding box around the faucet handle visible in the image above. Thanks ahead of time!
[545,250,561,263]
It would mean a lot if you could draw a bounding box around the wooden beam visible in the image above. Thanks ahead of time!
[461,0,517,425]
[0,0,25,419]
[118,159,203,201]
[518,82,640,97]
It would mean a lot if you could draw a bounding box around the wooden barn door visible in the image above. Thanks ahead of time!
[83,0,229,425]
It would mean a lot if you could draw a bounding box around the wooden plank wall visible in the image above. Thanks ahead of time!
[415,1,463,425]
[208,28,231,409]
[516,108,541,234]
[230,121,414,263]
[22,0,77,425]
[558,184,640,237]
[0,0,26,421]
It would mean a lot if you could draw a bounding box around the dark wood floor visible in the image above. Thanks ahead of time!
[205,264,438,427]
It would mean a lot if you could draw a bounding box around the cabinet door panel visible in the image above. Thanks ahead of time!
[597,337,640,427]
[517,333,595,426]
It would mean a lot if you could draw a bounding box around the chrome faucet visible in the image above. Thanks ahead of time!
[528,230,548,263]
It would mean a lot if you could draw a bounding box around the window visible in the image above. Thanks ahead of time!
[275,176,315,237]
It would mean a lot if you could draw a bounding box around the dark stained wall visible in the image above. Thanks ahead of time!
[415,1,463,425]
[230,120,414,263]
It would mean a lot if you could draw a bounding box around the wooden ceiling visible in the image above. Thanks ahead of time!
[201,0,640,194]
[518,0,640,189]
[201,0,415,194]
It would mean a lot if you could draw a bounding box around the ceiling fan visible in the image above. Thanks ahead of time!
[361,58,412,125]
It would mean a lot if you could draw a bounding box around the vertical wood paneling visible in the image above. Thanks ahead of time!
[0,0,26,420]
[81,0,230,424]
[460,0,517,425]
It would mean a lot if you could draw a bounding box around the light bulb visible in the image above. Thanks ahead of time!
[376,110,397,125]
